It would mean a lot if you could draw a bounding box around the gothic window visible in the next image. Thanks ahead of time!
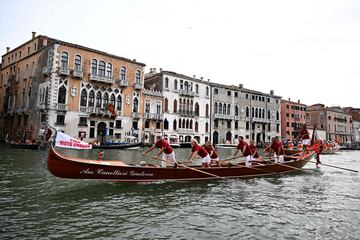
[235,105,239,116]
[164,119,169,130]
[133,98,139,112]
[195,121,198,131]
[88,90,95,107]
[173,99,177,113]
[103,93,109,109]
[205,122,209,132]
[214,102,218,114]
[116,95,122,111]
[110,94,115,107]
[246,107,249,117]
[145,102,150,113]
[58,86,66,104]
[164,98,168,112]
[227,104,230,115]
[156,103,161,114]
[206,104,209,117]
[96,91,102,107]
[173,119,177,130]
[80,89,87,107]
[195,102,199,116]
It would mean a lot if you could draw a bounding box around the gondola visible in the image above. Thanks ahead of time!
[47,144,316,182]
[92,142,142,150]
[5,138,40,150]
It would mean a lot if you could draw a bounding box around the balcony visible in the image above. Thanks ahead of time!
[59,67,69,76]
[134,83,143,90]
[56,103,67,111]
[177,129,194,134]
[42,66,50,76]
[179,89,195,97]
[132,112,141,119]
[178,110,195,117]
[72,69,83,78]
[89,73,114,84]
[234,116,240,121]
[334,117,346,123]
[145,113,163,120]
[119,79,128,87]
[213,113,234,120]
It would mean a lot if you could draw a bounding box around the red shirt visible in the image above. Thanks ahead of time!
[300,128,310,139]
[237,140,252,157]
[155,139,173,154]
[192,144,209,158]
[249,143,259,158]
[270,141,284,155]
[204,145,218,159]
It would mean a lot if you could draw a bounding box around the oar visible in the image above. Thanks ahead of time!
[309,160,359,173]
[144,154,228,180]
[271,162,321,176]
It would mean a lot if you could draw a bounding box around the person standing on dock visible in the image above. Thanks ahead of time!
[142,135,176,168]
[264,137,285,163]
[204,140,220,166]
[187,139,211,168]
[233,136,252,166]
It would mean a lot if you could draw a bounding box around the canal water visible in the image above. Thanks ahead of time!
[0,144,359,239]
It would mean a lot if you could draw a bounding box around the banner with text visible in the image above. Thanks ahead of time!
[55,131,92,149]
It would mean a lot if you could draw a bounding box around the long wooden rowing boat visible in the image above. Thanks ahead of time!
[47,145,316,182]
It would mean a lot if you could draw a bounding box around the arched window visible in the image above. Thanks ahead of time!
[205,122,209,132]
[195,121,198,132]
[106,63,112,77]
[276,111,280,120]
[120,66,126,80]
[255,108,258,118]
[206,104,209,117]
[58,86,66,104]
[174,79,178,90]
[164,98,168,112]
[190,120,193,129]
[96,92,102,107]
[195,84,199,94]
[88,90,95,107]
[206,86,209,96]
[182,119,186,128]
[165,77,169,88]
[98,61,105,76]
[262,109,265,119]
[179,118,182,128]
[110,94,115,107]
[145,120,150,129]
[75,55,81,71]
[219,103,222,114]
[235,105,239,116]
[133,98,139,112]
[103,93,109,109]
[173,119,177,130]
[214,102,218,114]
[184,81,189,91]
[173,99,177,113]
[227,104,230,115]
[186,119,189,129]
[136,70,141,83]
[80,89,87,107]
[145,102,150,113]
[91,59,97,74]
[246,107,249,117]
[268,110,271,119]
[60,52,68,69]
[252,107,254,118]
[195,102,199,116]
[164,119,169,130]
[116,95,122,111]
[156,103,161,114]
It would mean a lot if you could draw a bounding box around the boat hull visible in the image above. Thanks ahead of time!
[47,145,315,182]
[6,142,40,150]
[92,142,142,149]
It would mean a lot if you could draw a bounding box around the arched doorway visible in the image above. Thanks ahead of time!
[97,122,106,143]
[213,131,219,145]
[226,131,232,143]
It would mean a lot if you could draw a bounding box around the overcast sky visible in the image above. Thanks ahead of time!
[1,0,359,108]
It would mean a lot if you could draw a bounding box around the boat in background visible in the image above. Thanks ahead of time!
[5,135,40,150]
[166,134,180,148]
[215,143,238,149]
[92,136,142,150]
[47,143,316,182]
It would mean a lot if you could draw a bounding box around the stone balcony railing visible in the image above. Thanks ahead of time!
[89,73,114,84]
[59,67,70,76]
[134,83,143,90]
[56,103,67,111]
[145,113,163,120]
[213,113,234,120]
[72,69,83,78]
[119,79,128,87]
[132,112,141,119]
[179,89,195,97]
[177,129,194,134]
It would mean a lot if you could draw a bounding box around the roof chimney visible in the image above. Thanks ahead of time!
[270,90,274,95]
[298,100,300,103]
[132,59,136,62]
[239,84,243,89]
[150,68,156,73]
[207,79,210,82]
[200,77,204,80]
[159,68,163,72]
[6,47,10,53]
[193,75,196,78]
[288,97,290,101]
[32,32,36,39]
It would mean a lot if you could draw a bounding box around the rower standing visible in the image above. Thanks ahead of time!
[204,140,220,166]
[296,124,310,153]
[142,135,176,168]
[249,140,259,160]
[264,137,285,163]
[187,139,211,168]
[233,136,252,166]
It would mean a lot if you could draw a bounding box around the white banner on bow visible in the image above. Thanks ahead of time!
[55,131,92,149]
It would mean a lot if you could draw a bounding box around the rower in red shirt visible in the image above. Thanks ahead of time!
[296,124,310,153]
[233,136,252,166]
[187,139,211,168]
[142,135,176,168]
[204,140,220,166]
[264,137,284,163]
[249,140,259,160]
